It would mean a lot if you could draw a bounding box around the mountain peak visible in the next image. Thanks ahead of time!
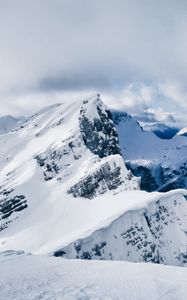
[0,96,139,249]
[177,127,187,137]
[0,97,187,269]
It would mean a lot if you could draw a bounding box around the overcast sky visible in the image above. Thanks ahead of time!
[0,0,187,125]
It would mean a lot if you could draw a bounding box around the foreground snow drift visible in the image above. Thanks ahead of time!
[0,253,187,300]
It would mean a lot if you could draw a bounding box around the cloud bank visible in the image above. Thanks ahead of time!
[0,0,187,123]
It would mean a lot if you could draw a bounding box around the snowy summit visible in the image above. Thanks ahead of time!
[0,95,187,299]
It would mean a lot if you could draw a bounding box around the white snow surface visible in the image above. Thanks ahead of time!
[178,127,187,137]
[114,112,187,163]
[1,97,187,299]
[0,96,138,254]
[1,185,186,255]
[0,252,187,300]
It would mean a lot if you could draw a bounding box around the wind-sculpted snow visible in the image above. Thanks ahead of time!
[55,192,187,266]
[1,254,187,300]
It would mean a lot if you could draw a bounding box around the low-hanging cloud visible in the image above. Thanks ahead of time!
[0,0,187,121]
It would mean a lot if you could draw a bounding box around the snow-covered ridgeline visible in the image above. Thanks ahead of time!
[0,95,187,268]
[178,127,187,137]
[0,95,138,251]
[55,190,187,266]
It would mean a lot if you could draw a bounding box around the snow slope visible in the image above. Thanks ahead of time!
[1,252,187,300]
[56,189,187,266]
[112,111,187,161]
[0,96,138,253]
[140,122,178,139]
[178,127,187,137]
[0,96,187,267]
[112,111,187,191]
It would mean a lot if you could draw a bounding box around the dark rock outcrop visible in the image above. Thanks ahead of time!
[0,189,27,232]
[126,161,187,192]
[34,136,83,182]
[79,97,121,158]
[67,158,125,199]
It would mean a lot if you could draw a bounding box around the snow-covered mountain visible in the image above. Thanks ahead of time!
[140,122,178,139]
[113,111,187,192]
[0,95,187,268]
[0,115,23,135]
[0,96,138,250]
[133,109,180,139]
[178,127,187,137]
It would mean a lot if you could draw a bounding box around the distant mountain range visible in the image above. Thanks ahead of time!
[0,115,24,135]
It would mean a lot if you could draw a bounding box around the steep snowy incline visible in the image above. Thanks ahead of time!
[0,95,138,254]
[112,111,187,191]
[1,253,187,300]
[55,189,187,267]
[0,96,187,267]
[178,127,187,137]
[112,111,187,161]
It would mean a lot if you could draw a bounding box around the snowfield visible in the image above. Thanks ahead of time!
[1,252,187,300]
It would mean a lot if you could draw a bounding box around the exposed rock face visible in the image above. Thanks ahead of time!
[54,193,187,267]
[112,111,141,128]
[158,163,187,192]
[0,188,27,232]
[126,163,159,192]
[127,162,187,192]
[34,97,138,198]
[0,97,187,268]
[79,97,121,158]
[34,136,84,182]
[68,155,138,199]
